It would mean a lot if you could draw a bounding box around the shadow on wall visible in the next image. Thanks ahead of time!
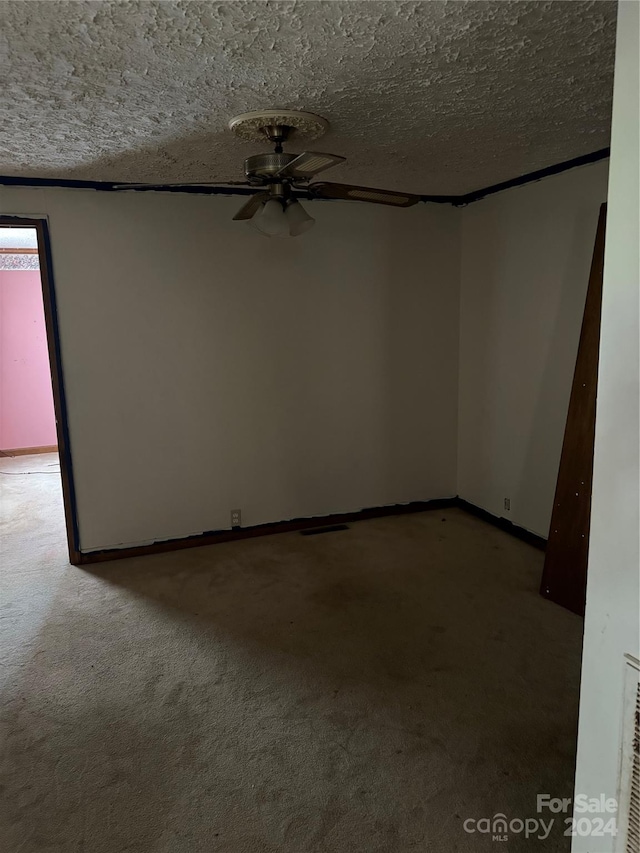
[207,203,458,518]
[458,170,607,540]
[379,208,459,501]
[514,206,601,538]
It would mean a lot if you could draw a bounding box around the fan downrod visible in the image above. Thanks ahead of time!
[261,125,290,154]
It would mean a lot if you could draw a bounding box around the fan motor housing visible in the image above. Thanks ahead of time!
[244,152,297,182]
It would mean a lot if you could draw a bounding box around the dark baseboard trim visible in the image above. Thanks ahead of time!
[0,148,609,207]
[77,497,458,565]
[455,498,547,551]
[77,495,547,566]
[73,497,547,566]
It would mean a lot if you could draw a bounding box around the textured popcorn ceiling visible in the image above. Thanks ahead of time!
[0,0,616,194]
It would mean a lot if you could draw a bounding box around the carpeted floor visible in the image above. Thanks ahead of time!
[1,453,583,852]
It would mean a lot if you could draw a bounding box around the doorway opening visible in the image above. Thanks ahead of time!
[0,226,57,456]
[0,217,79,564]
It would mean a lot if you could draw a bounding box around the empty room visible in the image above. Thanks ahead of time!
[1,2,638,852]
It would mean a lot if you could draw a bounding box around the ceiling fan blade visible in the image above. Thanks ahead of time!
[275,152,346,180]
[112,180,251,190]
[232,192,270,221]
[309,182,421,208]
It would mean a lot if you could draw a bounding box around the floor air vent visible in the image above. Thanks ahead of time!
[627,682,640,853]
[619,655,640,852]
[300,524,349,536]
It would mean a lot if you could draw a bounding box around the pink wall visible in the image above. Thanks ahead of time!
[0,270,57,450]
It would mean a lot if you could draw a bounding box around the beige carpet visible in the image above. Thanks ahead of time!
[1,453,583,852]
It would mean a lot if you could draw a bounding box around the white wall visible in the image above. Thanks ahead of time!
[0,186,460,551]
[458,160,609,537]
[573,2,640,849]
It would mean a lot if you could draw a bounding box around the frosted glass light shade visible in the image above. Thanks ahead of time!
[255,199,288,236]
[286,200,315,236]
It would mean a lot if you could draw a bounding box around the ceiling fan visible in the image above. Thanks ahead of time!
[114,110,422,237]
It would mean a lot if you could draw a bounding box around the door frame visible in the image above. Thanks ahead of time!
[0,215,81,564]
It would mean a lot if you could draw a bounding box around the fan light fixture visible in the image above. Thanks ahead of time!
[111,110,423,236]
[285,200,315,236]
[251,198,315,238]
[254,198,289,236]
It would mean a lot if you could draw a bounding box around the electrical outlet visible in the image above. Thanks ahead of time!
[231,509,241,528]
[504,498,511,512]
